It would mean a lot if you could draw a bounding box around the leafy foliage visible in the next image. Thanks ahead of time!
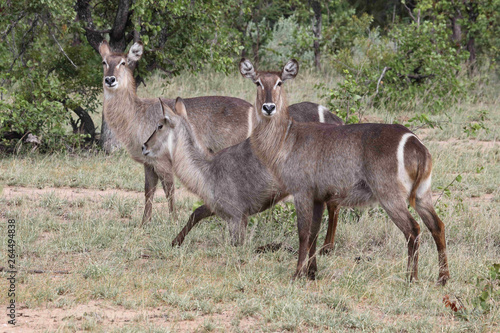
[382,21,469,112]
[317,69,364,124]
[1,1,102,151]
[0,0,242,152]
[1,0,500,152]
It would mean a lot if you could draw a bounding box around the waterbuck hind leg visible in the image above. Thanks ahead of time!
[320,201,340,255]
[307,201,325,280]
[292,194,314,280]
[380,198,421,283]
[172,205,215,247]
[141,164,159,227]
[415,193,450,285]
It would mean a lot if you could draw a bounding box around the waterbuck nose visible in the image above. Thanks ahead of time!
[104,76,116,86]
[262,103,276,115]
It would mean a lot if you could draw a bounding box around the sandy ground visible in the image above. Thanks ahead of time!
[1,300,258,332]
[1,185,198,203]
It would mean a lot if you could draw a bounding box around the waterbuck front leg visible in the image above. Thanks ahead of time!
[141,164,159,227]
[293,193,314,280]
[319,201,340,255]
[172,205,215,247]
[228,215,249,246]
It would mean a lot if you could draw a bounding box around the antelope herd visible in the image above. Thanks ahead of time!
[99,41,450,285]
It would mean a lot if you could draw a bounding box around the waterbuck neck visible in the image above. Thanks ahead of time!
[250,103,294,172]
[170,119,215,205]
[102,76,157,158]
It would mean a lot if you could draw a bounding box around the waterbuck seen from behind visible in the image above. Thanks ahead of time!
[240,58,450,285]
[142,98,343,247]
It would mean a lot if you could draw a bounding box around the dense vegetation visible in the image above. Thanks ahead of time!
[0,0,499,151]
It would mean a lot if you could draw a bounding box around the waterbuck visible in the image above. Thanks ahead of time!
[99,40,342,227]
[142,98,343,247]
[240,58,450,285]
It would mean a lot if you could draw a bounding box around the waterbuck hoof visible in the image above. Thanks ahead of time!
[437,273,450,286]
[171,237,183,247]
[319,245,334,256]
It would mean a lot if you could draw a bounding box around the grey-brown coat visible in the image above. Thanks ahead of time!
[142,98,343,246]
[240,58,450,285]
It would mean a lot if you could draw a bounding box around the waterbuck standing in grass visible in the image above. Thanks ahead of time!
[99,40,342,227]
[240,58,450,284]
[99,40,254,226]
[142,97,343,247]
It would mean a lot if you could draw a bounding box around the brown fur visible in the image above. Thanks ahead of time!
[99,40,252,226]
[142,97,342,248]
[241,58,450,285]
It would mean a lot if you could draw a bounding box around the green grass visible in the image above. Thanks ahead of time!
[0,71,499,331]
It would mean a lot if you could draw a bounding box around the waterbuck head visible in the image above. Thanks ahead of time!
[239,58,298,120]
[99,40,143,92]
[142,98,185,159]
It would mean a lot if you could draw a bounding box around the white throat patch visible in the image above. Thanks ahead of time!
[167,131,174,159]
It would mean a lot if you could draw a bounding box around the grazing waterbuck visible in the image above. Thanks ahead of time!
[240,58,450,285]
[142,98,343,247]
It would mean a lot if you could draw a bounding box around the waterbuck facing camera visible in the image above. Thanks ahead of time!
[240,58,450,285]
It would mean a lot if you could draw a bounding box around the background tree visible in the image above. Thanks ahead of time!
[1,0,499,153]
[1,0,240,152]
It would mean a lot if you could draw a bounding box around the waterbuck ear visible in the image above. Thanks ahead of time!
[239,58,257,81]
[174,97,188,120]
[127,42,143,64]
[159,98,175,128]
[99,40,111,58]
[281,59,299,81]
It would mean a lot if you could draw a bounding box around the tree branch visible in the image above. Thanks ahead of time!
[403,1,417,23]
[1,11,26,41]
[110,0,133,51]
[49,29,78,69]
[375,66,391,95]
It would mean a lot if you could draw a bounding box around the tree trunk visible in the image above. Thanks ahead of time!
[311,1,322,70]
[252,23,260,67]
[464,1,478,70]
[451,16,462,45]
[71,106,96,141]
[100,113,121,153]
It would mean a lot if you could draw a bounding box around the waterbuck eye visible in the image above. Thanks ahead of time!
[157,124,163,130]
[120,61,126,66]
[102,61,106,65]
[277,81,282,87]
[255,81,261,87]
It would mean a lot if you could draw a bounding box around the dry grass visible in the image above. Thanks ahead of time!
[0,70,499,332]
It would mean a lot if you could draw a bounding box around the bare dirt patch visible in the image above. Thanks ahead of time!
[433,138,499,151]
[1,301,249,332]
[1,185,198,203]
